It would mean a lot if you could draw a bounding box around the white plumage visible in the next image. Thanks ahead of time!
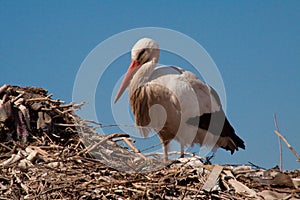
[114,38,245,162]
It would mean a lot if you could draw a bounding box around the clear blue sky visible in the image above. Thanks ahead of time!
[1,1,299,170]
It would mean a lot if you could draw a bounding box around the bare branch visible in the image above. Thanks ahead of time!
[273,113,283,170]
[274,130,300,162]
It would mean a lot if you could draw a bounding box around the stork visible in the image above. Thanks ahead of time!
[114,38,245,162]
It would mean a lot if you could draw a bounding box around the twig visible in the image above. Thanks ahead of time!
[0,84,8,95]
[77,133,129,155]
[99,124,137,128]
[202,165,223,192]
[82,119,102,126]
[26,97,63,104]
[0,143,13,151]
[274,130,300,162]
[121,137,148,160]
[122,137,140,153]
[113,137,136,143]
[38,185,71,197]
[144,151,196,158]
[13,172,29,194]
[57,102,75,108]
[140,142,163,153]
[53,123,80,127]
[72,102,86,109]
[10,92,24,103]
[247,161,266,170]
[273,114,282,170]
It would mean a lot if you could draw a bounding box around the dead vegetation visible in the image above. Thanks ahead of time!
[0,84,299,199]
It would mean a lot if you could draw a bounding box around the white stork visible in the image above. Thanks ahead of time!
[114,38,245,162]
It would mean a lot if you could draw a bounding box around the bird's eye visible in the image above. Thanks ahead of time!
[137,49,146,62]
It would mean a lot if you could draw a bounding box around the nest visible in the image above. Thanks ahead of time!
[0,84,299,199]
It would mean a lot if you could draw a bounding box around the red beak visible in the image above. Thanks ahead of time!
[114,60,140,103]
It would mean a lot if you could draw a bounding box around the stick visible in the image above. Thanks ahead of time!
[26,97,63,104]
[122,137,140,153]
[202,165,223,192]
[0,143,13,151]
[77,133,129,155]
[247,161,266,170]
[121,137,148,160]
[273,114,282,170]
[0,84,8,95]
[274,130,300,162]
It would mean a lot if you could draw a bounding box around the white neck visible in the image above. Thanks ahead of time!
[129,59,156,97]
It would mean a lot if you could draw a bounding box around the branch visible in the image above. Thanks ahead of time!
[0,84,8,95]
[273,114,283,170]
[274,130,300,162]
[77,133,129,156]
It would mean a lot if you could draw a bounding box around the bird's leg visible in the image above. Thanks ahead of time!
[180,143,184,158]
[162,141,169,163]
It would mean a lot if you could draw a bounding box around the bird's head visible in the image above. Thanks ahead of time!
[131,38,160,65]
[114,38,159,103]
